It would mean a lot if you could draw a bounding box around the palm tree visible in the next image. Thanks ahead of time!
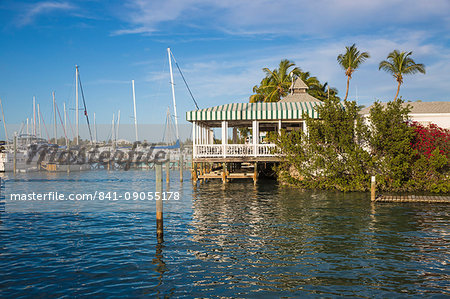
[258,59,302,102]
[378,50,426,100]
[308,81,339,101]
[249,77,270,103]
[298,71,320,89]
[337,44,370,100]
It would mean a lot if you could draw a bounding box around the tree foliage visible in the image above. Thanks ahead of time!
[250,60,339,103]
[409,122,450,193]
[378,50,425,100]
[276,98,449,193]
[275,95,372,191]
[250,59,302,103]
[368,99,416,190]
[337,44,370,100]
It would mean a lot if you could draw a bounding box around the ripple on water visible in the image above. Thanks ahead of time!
[0,170,449,297]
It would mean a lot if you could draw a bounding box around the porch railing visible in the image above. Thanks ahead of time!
[194,143,277,158]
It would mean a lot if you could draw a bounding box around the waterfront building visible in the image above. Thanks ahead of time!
[360,101,450,129]
[186,78,322,182]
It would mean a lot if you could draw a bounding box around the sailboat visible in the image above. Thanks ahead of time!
[153,48,181,150]
[39,65,92,172]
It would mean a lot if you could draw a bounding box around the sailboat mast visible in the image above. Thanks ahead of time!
[116,110,120,144]
[132,80,138,142]
[37,104,41,138]
[64,102,68,146]
[33,96,36,136]
[111,113,115,147]
[167,48,179,140]
[93,112,97,143]
[75,65,79,145]
[0,97,9,144]
[53,91,57,144]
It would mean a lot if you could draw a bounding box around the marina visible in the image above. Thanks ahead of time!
[1,170,449,297]
[1,1,449,297]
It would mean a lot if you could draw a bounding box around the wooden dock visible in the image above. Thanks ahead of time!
[373,195,450,203]
[193,162,260,184]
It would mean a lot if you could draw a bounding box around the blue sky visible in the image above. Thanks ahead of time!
[0,0,449,140]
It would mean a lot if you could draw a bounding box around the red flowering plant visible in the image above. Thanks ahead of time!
[408,121,450,193]
[410,121,450,159]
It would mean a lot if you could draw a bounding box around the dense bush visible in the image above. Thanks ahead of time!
[368,99,416,191]
[276,98,449,193]
[275,96,372,191]
[409,122,450,193]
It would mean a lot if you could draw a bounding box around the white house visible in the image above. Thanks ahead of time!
[360,101,450,129]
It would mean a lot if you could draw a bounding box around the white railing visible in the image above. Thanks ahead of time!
[226,144,254,156]
[258,144,277,156]
[194,144,277,158]
[195,144,223,158]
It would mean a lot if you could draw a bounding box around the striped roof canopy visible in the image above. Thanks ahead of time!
[186,101,322,124]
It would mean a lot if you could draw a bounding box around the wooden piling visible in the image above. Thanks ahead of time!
[155,163,163,243]
[222,162,227,184]
[253,162,258,185]
[166,159,170,184]
[371,176,376,201]
[192,162,198,183]
[179,155,183,182]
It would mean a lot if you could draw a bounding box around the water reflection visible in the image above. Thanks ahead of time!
[0,171,448,297]
[189,180,449,296]
[152,242,167,296]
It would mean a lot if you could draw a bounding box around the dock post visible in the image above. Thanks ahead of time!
[193,162,198,183]
[179,154,183,182]
[253,162,258,185]
[155,163,163,243]
[222,162,227,184]
[166,159,170,184]
[371,176,376,201]
[13,133,17,174]
[200,163,204,183]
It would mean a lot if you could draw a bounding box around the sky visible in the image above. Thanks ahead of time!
[0,0,449,141]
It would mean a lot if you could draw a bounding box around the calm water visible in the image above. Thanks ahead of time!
[0,170,449,297]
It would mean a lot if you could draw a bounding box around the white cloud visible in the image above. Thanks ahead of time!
[16,1,75,27]
[114,0,449,107]
[114,0,450,36]
[140,28,449,108]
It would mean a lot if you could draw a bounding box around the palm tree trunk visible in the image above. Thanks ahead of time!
[394,82,401,100]
[344,76,350,100]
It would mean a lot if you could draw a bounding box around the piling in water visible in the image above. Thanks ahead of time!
[253,162,258,185]
[166,159,170,184]
[371,176,376,201]
[192,162,198,183]
[222,163,227,184]
[179,155,183,182]
[155,163,163,243]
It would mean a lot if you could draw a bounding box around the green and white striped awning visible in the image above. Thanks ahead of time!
[186,101,322,122]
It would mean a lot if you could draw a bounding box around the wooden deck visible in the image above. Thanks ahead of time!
[373,195,450,203]
[192,162,260,184]
[198,170,255,180]
[193,156,280,163]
